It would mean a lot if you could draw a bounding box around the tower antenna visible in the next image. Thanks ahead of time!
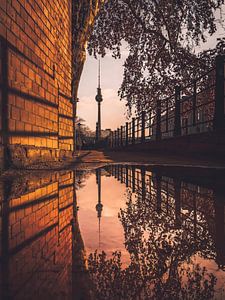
[98,217,101,249]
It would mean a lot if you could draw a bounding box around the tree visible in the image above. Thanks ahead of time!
[88,0,224,114]
[75,117,96,148]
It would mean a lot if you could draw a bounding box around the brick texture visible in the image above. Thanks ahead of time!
[0,170,76,299]
[0,0,74,170]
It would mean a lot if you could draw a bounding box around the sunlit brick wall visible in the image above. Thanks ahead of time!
[0,0,74,166]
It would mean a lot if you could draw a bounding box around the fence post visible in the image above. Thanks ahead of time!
[117,128,120,148]
[166,100,169,132]
[156,173,162,214]
[174,85,181,137]
[120,165,123,183]
[120,126,123,147]
[125,122,129,147]
[114,131,117,148]
[110,131,113,148]
[129,122,131,143]
[174,178,181,229]
[141,111,145,143]
[141,167,146,201]
[193,80,197,127]
[132,166,136,192]
[149,110,153,137]
[125,166,129,187]
[112,131,114,148]
[213,55,225,131]
[132,117,135,144]
[156,100,161,141]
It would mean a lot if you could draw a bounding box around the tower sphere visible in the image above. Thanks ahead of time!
[95,88,103,102]
[96,202,103,218]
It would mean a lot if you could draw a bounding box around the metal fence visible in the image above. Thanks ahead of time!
[110,55,225,148]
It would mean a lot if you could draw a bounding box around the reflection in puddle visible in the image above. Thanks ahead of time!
[0,165,225,299]
[77,169,129,266]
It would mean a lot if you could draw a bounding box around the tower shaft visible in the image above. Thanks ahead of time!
[98,102,101,139]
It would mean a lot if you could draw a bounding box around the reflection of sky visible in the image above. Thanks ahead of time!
[77,173,130,266]
[77,168,225,294]
[77,6,225,131]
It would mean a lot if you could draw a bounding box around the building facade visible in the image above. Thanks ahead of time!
[0,0,75,170]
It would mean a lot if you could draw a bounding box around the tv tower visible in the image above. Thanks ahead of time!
[95,60,103,141]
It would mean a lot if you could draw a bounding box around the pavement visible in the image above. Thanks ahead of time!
[1,150,225,180]
[75,150,225,169]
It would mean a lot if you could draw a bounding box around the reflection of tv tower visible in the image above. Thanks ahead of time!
[96,169,103,248]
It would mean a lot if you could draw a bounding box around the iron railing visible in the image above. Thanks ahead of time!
[109,55,225,148]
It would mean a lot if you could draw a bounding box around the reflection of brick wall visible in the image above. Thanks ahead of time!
[0,171,75,299]
[0,0,74,170]
[0,48,4,169]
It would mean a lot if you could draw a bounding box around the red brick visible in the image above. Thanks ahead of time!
[1,0,74,165]
[11,106,20,120]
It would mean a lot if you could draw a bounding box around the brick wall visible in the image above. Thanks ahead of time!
[0,0,74,170]
[0,170,77,299]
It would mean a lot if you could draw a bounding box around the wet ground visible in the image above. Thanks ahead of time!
[0,161,225,299]
[76,150,225,168]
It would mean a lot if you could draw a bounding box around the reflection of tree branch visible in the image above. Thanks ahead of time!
[87,184,217,299]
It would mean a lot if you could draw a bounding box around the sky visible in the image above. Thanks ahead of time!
[77,7,225,131]
[77,50,129,131]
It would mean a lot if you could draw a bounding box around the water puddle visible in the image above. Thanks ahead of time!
[0,165,224,299]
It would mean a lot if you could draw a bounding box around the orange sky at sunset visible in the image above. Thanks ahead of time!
[77,7,225,131]
[77,49,128,131]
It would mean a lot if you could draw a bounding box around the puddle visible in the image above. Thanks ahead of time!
[0,165,224,299]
